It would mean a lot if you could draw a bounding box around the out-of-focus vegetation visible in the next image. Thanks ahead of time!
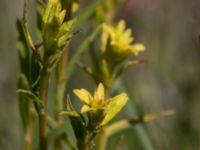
[1,0,200,150]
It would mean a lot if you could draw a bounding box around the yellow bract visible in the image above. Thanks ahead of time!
[73,83,128,126]
[102,20,145,56]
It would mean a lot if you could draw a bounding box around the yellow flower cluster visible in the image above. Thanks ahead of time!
[101,20,145,64]
[42,0,76,55]
[73,83,128,126]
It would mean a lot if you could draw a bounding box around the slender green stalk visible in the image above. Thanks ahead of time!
[39,67,50,150]
[54,46,68,150]
[24,103,35,150]
[53,0,73,148]
[55,46,68,121]
[97,129,107,150]
[77,132,92,150]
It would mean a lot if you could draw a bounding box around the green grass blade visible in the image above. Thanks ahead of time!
[114,84,154,150]
[17,74,30,131]
[16,20,30,79]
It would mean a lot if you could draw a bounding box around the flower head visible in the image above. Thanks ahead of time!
[73,83,128,126]
[101,20,145,65]
[42,0,76,55]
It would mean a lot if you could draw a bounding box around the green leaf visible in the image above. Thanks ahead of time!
[57,18,77,47]
[69,113,86,141]
[46,50,63,72]
[30,54,42,93]
[16,20,30,78]
[60,111,80,117]
[62,96,86,140]
[17,74,30,131]
[116,85,154,150]
[22,20,35,50]
[16,89,43,109]
[21,0,35,50]
[101,93,128,126]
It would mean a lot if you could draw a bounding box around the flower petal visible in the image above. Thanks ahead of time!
[81,105,92,113]
[117,20,126,33]
[94,83,105,103]
[73,89,92,105]
[131,43,146,56]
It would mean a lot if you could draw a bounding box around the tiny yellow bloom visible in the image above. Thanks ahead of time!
[73,83,128,126]
[101,20,145,63]
[42,0,76,54]
[73,83,106,111]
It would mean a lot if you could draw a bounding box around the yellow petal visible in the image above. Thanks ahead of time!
[131,43,146,56]
[81,105,92,113]
[117,20,126,33]
[94,83,105,103]
[73,89,92,105]
[123,29,133,43]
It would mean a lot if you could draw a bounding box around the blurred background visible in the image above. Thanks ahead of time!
[1,0,200,149]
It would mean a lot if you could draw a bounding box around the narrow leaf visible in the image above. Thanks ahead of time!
[17,74,30,131]
[101,93,128,126]
[16,20,30,78]
[16,89,43,108]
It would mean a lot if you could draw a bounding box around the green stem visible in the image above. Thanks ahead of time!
[24,103,35,150]
[55,46,68,121]
[54,45,68,150]
[54,0,72,148]
[39,67,50,150]
[97,129,107,150]
[77,137,91,150]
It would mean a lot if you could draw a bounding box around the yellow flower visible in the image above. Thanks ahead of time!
[73,83,128,126]
[42,0,76,54]
[101,20,145,64]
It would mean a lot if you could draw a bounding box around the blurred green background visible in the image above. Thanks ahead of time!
[1,0,200,149]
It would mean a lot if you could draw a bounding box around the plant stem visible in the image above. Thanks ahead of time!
[97,129,107,150]
[39,67,50,150]
[24,103,35,150]
[55,46,68,121]
[54,46,68,150]
[54,0,72,148]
